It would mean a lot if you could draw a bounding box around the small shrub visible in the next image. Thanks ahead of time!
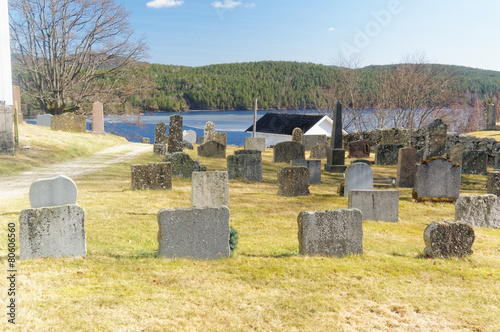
[229,226,239,254]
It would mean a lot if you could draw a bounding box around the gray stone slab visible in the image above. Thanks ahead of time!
[29,175,78,208]
[348,139,370,158]
[291,159,321,184]
[302,135,327,151]
[297,209,363,257]
[19,204,86,260]
[413,158,461,201]
[423,221,474,258]
[487,171,500,196]
[168,114,183,153]
[277,166,310,196]
[348,190,399,222]
[244,137,266,151]
[310,143,327,159]
[423,119,448,160]
[163,152,206,178]
[153,143,166,155]
[455,195,500,228]
[375,144,402,165]
[192,171,230,207]
[50,113,86,132]
[154,122,167,144]
[131,163,172,190]
[396,147,417,188]
[273,141,305,163]
[0,109,14,155]
[183,130,197,145]
[462,150,488,175]
[344,162,373,197]
[157,206,230,260]
[197,141,226,158]
[228,152,263,181]
[36,114,53,127]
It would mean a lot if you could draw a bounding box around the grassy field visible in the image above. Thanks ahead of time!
[1,127,499,331]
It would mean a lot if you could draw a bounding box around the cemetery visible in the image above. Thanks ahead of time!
[1,121,500,330]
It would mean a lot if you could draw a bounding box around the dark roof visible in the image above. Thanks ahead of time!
[245,113,327,135]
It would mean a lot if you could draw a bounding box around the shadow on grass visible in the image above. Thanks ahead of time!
[240,252,299,258]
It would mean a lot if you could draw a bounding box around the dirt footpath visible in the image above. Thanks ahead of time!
[0,143,151,202]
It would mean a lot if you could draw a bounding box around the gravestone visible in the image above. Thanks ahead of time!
[183,130,197,145]
[302,135,327,151]
[486,103,497,130]
[227,151,263,181]
[12,85,23,122]
[348,190,399,222]
[157,206,230,260]
[168,114,183,153]
[197,140,226,158]
[51,113,86,132]
[292,128,303,143]
[19,205,86,260]
[131,163,172,190]
[396,147,417,188]
[291,159,321,184]
[423,221,474,258]
[92,101,105,134]
[448,144,466,165]
[244,137,266,152]
[412,158,461,202]
[273,141,305,163]
[297,208,363,257]
[163,152,206,178]
[350,159,371,166]
[348,139,370,159]
[203,121,216,143]
[153,143,166,155]
[154,121,167,144]
[494,152,500,170]
[214,132,227,146]
[192,171,230,207]
[423,119,448,160]
[325,101,347,173]
[487,171,500,196]
[277,166,310,196]
[344,162,373,197]
[36,114,53,127]
[462,150,488,175]
[29,175,78,208]
[375,144,402,165]
[141,137,150,144]
[380,128,397,144]
[455,195,500,228]
[0,106,14,155]
[310,143,327,159]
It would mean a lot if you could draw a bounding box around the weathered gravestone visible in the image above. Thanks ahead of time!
[163,152,206,178]
[51,113,86,132]
[244,137,266,152]
[486,103,497,130]
[302,135,327,151]
[348,139,370,159]
[396,147,417,188]
[310,143,327,159]
[325,101,347,173]
[157,206,230,260]
[494,152,500,170]
[36,114,53,127]
[412,158,461,202]
[344,162,373,197]
[297,209,363,257]
[375,144,402,165]
[461,150,488,175]
[423,119,448,160]
[273,141,305,163]
[0,106,14,155]
[487,171,500,196]
[277,166,310,196]
[455,195,500,228]
[29,175,78,208]
[292,128,303,143]
[214,132,227,146]
[183,130,197,145]
[154,121,167,144]
[227,150,263,181]
[153,143,166,155]
[291,159,321,184]
[141,137,150,144]
[92,101,105,134]
[348,190,399,222]
[197,140,226,158]
[20,204,86,260]
[423,221,474,258]
[448,144,467,165]
[192,171,230,207]
[131,163,172,190]
[168,114,183,153]
[203,121,216,143]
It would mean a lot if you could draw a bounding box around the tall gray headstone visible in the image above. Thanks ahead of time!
[168,114,183,153]
[154,122,167,144]
[157,206,230,260]
[204,121,216,143]
[0,106,14,155]
[29,175,78,208]
[396,147,417,188]
[413,158,461,202]
[486,103,497,130]
[325,101,346,173]
[192,171,230,207]
[298,209,363,257]
[344,162,373,197]
[423,119,448,160]
[487,171,500,196]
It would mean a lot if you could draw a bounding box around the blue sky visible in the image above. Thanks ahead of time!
[122,0,500,71]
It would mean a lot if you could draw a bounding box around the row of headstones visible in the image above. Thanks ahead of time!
[18,174,480,260]
[36,101,106,133]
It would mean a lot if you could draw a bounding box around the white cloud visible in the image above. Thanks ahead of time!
[328,27,336,32]
[212,0,255,9]
[146,0,184,9]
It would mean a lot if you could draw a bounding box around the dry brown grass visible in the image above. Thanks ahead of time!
[0,130,499,331]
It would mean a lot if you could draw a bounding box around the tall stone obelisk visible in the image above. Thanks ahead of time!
[324,101,347,173]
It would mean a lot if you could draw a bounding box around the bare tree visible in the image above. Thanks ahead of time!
[10,0,147,115]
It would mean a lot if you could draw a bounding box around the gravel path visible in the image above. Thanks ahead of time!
[0,143,151,202]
